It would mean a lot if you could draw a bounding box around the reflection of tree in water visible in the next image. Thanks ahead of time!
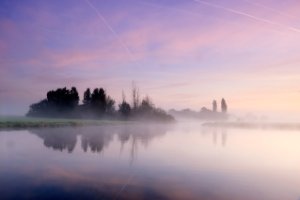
[30,124,172,156]
[31,127,77,153]
[81,127,113,153]
[202,127,228,147]
[116,124,170,164]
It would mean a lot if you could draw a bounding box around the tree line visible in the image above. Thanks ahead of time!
[27,84,174,122]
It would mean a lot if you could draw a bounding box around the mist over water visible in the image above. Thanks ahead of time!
[1,122,300,200]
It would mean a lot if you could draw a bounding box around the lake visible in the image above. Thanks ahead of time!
[0,122,300,200]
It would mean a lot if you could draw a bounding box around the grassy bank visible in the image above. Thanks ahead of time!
[0,116,129,129]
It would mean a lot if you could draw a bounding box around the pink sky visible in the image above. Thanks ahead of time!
[0,0,300,117]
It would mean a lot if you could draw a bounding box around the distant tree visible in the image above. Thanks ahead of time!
[221,98,227,113]
[83,88,91,105]
[106,95,115,114]
[91,88,99,103]
[91,88,107,114]
[140,96,154,113]
[132,82,140,111]
[27,87,79,117]
[27,84,174,122]
[118,90,130,117]
[98,88,107,112]
[70,87,79,107]
[46,87,79,111]
[122,90,126,102]
[27,99,49,116]
[119,101,131,117]
[212,100,217,112]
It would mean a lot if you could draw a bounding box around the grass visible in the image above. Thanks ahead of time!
[0,116,131,129]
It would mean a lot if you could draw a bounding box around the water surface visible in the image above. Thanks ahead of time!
[1,122,300,200]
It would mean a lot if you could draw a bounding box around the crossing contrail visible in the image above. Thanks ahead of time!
[139,1,244,28]
[114,173,134,200]
[193,0,300,33]
[241,0,297,20]
[84,0,135,60]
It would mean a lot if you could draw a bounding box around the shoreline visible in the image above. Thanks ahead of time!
[203,122,300,130]
[0,117,131,129]
[0,116,174,129]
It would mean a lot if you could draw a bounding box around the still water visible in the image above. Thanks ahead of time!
[0,122,300,200]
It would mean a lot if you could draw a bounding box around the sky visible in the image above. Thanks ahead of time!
[0,0,300,118]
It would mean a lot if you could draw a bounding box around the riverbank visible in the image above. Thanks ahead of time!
[0,116,131,129]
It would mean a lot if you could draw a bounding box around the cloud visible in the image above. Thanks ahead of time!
[84,0,135,61]
[193,0,300,33]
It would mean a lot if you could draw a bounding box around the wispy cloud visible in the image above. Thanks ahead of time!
[1,0,300,114]
[241,0,298,20]
[84,0,135,61]
[193,0,300,33]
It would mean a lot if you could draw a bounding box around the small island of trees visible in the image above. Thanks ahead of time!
[169,98,229,120]
[27,84,174,122]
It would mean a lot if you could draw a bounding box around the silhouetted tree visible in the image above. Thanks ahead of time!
[91,88,107,114]
[212,100,217,112]
[47,87,79,110]
[27,99,49,116]
[83,88,91,105]
[119,101,131,117]
[27,87,79,117]
[132,82,140,110]
[106,95,115,114]
[27,84,174,122]
[221,98,227,113]
[70,87,79,107]
[140,96,154,113]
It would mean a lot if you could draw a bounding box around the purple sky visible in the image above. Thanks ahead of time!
[1,0,300,116]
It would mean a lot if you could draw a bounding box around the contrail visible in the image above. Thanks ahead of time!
[193,0,300,33]
[241,0,297,20]
[140,1,242,28]
[140,1,204,18]
[84,0,135,60]
[114,173,134,200]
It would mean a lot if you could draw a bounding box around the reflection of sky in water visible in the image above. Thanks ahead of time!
[1,123,300,200]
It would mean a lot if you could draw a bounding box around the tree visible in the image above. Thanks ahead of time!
[106,95,115,114]
[140,96,154,113]
[119,101,131,117]
[91,88,107,114]
[27,99,49,116]
[46,87,79,111]
[27,87,79,117]
[70,87,79,107]
[212,100,217,112]
[132,82,140,110]
[83,88,91,105]
[119,90,131,117]
[221,98,227,113]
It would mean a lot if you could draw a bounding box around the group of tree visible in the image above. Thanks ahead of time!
[27,87,80,117]
[212,98,227,113]
[168,98,228,120]
[27,84,174,122]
